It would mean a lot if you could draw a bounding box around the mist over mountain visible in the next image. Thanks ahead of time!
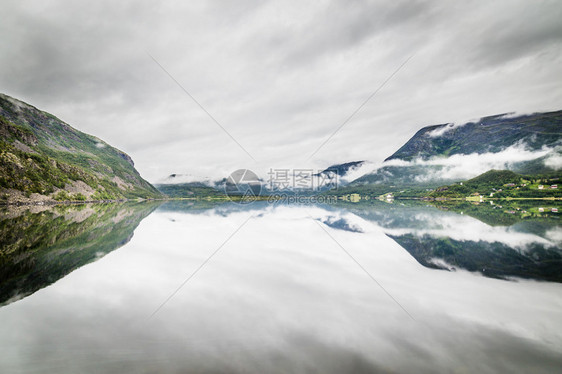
[153,110,561,198]
[350,110,562,188]
[315,161,365,179]
[154,161,370,197]
[386,111,561,161]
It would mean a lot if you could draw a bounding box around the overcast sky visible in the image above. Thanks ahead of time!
[1,0,561,182]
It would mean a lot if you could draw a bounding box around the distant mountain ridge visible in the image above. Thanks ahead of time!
[0,93,161,203]
[155,181,224,198]
[385,111,562,161]
[348,110,562,190]
[155,161,367,197]
[315,161,365,179]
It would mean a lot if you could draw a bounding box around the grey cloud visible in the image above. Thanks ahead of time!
[1,0,561,181]
[477,5,562,64]
[253,0,433,67]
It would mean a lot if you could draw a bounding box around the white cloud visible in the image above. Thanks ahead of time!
[426,123,457,138]
[497,111,536,120]
[339,161,377,184]
[156,173,216,185]
[365,142,558,182]
[1,0,561,182]
[544,149,562,170]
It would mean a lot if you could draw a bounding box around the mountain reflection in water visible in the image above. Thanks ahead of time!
[0,200,560,374]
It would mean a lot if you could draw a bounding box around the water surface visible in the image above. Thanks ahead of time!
[0,200,561,373]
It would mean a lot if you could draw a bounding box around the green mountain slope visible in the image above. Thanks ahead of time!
[0,93,162,203]
[155,182,225,198]
[465,169,522,184]
[427,170,560,199]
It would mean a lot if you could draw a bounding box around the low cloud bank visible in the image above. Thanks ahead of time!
[359,142,561,183]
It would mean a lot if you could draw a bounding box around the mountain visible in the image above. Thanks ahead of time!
[157,173,218,185]
[155,181,225,198]
[154,173,228,198]
[385,111,562,161]
[346,111,562,192]
[426,169,560,199]
[464,169,522,185]
[155,162,368,197]
[315,161,365,179]
[0,94,162,203]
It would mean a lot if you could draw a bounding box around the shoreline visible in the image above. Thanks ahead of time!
[1,194,560,207]
[0,197,168,207]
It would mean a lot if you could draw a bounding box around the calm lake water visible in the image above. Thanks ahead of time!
[1,200,561,373]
